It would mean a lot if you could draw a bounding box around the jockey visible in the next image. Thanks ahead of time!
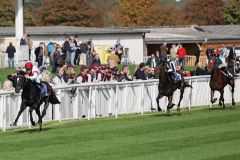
[166,59,182,84]
[217,50,233,79]
[24,61,48,97]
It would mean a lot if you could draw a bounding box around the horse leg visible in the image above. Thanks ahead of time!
[29,107,36,126]
[220,90,225,109]
[177,87,184,112]
[167,95,174,112]
[211,89,217,104]
[35,107,42,131]
[10,103,27,126]
[230,80,235,106]
[41,100,49,119]
[156,93,163,112]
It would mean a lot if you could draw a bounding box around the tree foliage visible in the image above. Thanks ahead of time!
[36,0,104,27]
[0,0,15,27]
[224,0,240,24]
[185,0,224,25]
[116,0,157,27]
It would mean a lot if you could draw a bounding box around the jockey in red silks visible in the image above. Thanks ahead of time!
[25,61,48,97]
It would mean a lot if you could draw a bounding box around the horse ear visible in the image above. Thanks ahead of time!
[7,75,14,82]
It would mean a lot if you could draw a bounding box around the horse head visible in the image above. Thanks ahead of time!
[154,61,168,78]
[207,57,218,72]
[14,75,28,93]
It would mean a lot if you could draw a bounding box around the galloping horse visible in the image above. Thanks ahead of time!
[8,74,60,131]
[154,61,192,112]
[207,57,235,108]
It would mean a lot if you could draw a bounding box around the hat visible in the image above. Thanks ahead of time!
[89,65,97,70]
[67,64,74,68]
[81,65,88,71]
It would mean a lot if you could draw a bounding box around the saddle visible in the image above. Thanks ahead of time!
[35,82,49,97]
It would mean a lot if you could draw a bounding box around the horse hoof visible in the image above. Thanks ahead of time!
[219,102,222,106]
[10,123,17,126]
[177,108,180,112]
[31,121,36,126]
[151,107,156,111]
[157,107,162,112]
[232,102,236,106]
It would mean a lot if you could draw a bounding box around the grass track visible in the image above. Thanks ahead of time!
[0,106,240,160]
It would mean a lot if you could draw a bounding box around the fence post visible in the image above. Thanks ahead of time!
[115,85,119,118]
[88,86,92,120]
[124,85,128,113]
[2,95,6,132]
[188,79,192,110]
[140,84,144,115]
[72,88,79,119]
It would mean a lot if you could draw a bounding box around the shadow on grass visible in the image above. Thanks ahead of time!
[152,112,181,117]
[14,127,53,134]
[207,106,236,111]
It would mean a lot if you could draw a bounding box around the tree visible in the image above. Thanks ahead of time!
[116,0,158,27]
[0,0,15,27]
[185,0,224,25]
[142,3,188,26]
[36,0,104,27]
[224,0,240,24]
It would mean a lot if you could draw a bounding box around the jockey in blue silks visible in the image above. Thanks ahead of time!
[166,59,182,83]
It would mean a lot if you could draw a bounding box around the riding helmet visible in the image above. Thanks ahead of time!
[25,62,33,70]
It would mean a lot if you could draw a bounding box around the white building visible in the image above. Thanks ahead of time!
[0,26,149,66]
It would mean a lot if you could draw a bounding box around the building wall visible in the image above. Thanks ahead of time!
[31,34,144,64]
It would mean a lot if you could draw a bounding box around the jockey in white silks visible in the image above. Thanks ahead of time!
[166,59,182,83]
[25,61,48,97]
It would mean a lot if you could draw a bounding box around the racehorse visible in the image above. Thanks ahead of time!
[154,61,192,112]
[8,74,60,131]
[207,57,235,108]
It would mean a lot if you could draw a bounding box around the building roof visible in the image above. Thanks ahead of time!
[0,26,149,36]
[145,25,240,44]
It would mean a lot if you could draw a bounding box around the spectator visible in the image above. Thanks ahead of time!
[34,42,44,67]
[76,65,90,83]
[228,45,236,62]
[155,51,161,64]
[133,63,147,80]
[20,34,27,45]
[52,67,72,85]
[6,42,16,68]
[26,35,33,60]
[206,45,214,63]
[86,39,94,67]
[195,43,202,66]
[79,41,88,65]
[69,36,77,66]
[170,44,179,64]
[52,45,65,73]
[146,54,157,68]
[114,39,124,60]
[62,37,71,64]
[177,44,186,67]
[160,42,168,61]
[107,51,120,68]
[122,66,133,81]
[92,54,101,66]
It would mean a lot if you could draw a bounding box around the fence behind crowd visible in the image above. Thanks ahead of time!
[0,76,240,132]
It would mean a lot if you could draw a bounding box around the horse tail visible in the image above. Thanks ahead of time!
[49,91,61,104]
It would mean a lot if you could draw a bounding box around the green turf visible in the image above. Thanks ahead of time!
[0,106,240,160]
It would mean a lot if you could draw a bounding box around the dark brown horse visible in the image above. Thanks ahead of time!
[154,61,192,112]
[207,57,235,108]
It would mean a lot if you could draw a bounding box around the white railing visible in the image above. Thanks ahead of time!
[0,76,240,132]
[143,55,207,66]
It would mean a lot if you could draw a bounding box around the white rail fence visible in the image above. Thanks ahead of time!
[0,76,240,132]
